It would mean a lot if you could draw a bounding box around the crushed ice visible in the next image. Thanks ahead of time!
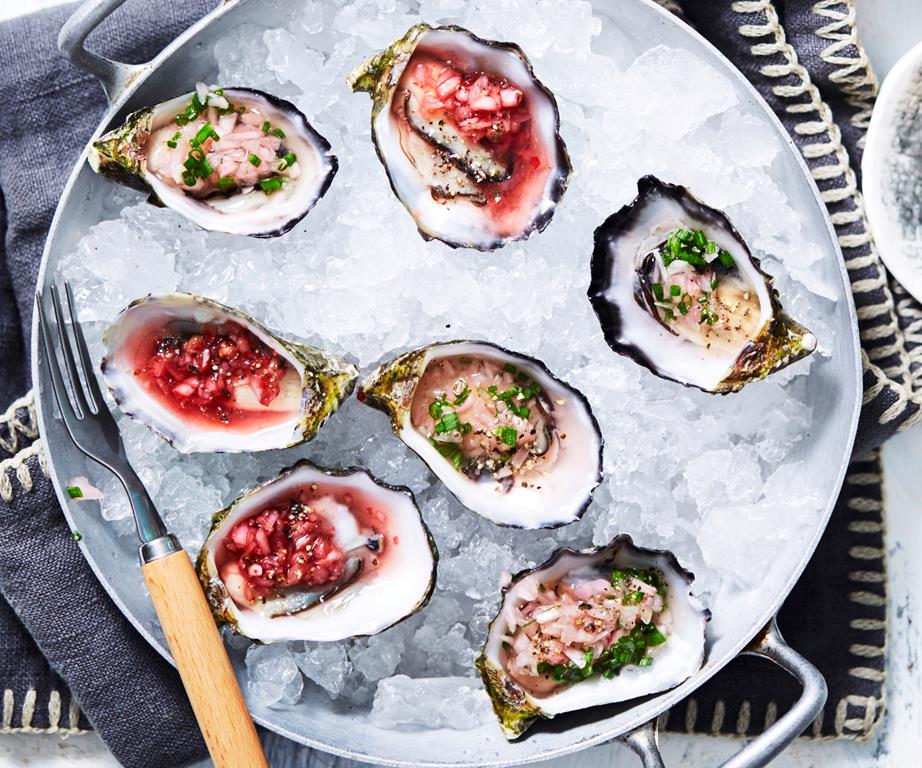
[58,0,837,728]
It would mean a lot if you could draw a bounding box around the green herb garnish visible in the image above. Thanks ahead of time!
[435,412,461,434]
[497,426,518,446]
[248,153,262,167]
[537,621,666,684]
[259,177,283,194]
[430,439,463,470]
[66,485,83,499]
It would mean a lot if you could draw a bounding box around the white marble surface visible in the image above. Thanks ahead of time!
[2,0,919,766]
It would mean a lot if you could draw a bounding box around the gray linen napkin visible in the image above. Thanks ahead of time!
[0,2,216,765]
[0,0,916,765]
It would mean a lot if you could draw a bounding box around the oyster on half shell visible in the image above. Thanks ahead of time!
[588,176,816,393]
[359,341,602,529]
[89,85,337,237]
[349,25,571,250]
[477,535,708,738]
[100,294,357,453]
[196,461,437,643]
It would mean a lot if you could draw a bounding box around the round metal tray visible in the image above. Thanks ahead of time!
[34,0,862,765]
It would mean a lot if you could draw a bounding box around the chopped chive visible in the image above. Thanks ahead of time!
[430,438,463,470]
[676,228,692,242]
[693,230,706,248]
[259,176,283,193]
[502,363,518,375]
[194,121,218,145]
[199,157,213,177]
[711,278,718,290]
[622,590,644,606]
[652,282,665,301]
[517,406,530,418]
[66,485,83,499]
[261,120,271,133]
[272,127,286,138]
[669,284,681,297]
[637,657,654,667]
[437,412,461,433]
[248,153,262,167]
[497,426,518,446]
[283,151,297,167]
[453,387,470,406]
[678,300,689,316]
[718,249,735,268]
[705,241,717,254]
[71,530,83,541]
[181,171,197,187]
[428,401,443,419]
[217,176,235,190]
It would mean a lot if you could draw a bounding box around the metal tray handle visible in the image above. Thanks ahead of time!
[617,619,827,768]
[58,0,157,103]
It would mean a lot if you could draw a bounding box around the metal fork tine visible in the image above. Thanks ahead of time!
[36,292,82,425]
[49,283,90,419]
[64,281,104,414]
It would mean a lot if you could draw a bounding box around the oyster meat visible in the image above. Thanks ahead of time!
[101,294,356,453]
[477,535,708,738]
[89,84,337,237]
[349,25,571,250]
[196,461,437,643]
[359,341,602,528]
[588,176,816,393]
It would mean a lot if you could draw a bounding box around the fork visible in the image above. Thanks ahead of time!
[37,283,268,768]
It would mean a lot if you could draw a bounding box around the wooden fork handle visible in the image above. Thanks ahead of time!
[142,549,268,768]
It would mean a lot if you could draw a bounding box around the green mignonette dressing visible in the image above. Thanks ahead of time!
[427,362,543,473]
[170,89,295,195]
[649,227,736,327]
[533,567,668,685]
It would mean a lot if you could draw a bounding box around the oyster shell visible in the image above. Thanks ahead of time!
[196,461,437,643]
[89,85,337,237]
[588,176,816,393]
[477,534,708,738]
[359,341,602,529]
[100,294,357,453]
[349,25,571,250]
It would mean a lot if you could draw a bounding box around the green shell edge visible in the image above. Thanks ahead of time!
[475,653,543,739]
[719,307,814,393]
[360,347,428,432]
[88,106,154,194]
